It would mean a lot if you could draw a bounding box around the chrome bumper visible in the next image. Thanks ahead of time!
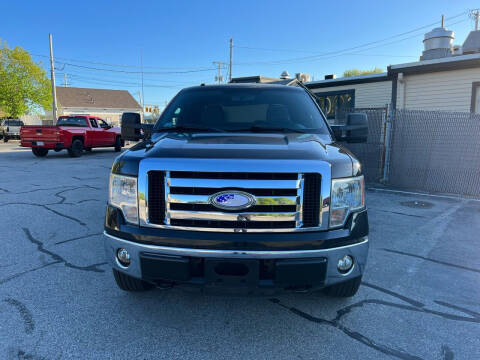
[104,232,368,288]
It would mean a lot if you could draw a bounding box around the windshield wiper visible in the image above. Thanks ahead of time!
[230,126,307,134]
[153,126,226,133]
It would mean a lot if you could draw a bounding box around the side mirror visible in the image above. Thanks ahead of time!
[331,113,368,143]
[121,112,142,141]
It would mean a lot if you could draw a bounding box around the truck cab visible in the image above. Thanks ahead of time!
[104,84,369,296]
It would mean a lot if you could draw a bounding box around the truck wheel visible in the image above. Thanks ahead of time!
[323,276,362,297]
[3,135,8,143]
[32,148,49,157]
[113,269,153,292]
[114,136,122,152]
[68,139,83,157]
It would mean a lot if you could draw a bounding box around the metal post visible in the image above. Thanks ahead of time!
[381,104,394,183]
[140,50,145,121]
[49,34,57,124]
[229,38,233,82]
[212,61,226,83]
[470,10,480,31]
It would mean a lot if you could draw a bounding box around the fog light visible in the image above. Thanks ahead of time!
[117,248,131,267]
[337,255,354,273]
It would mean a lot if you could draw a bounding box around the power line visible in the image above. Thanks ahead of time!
[58,62,218,74]
[236,17,469,67]
[30,52,219,71]
[53,66,197,84]
[55,73,186,88]
[233,11,469,66]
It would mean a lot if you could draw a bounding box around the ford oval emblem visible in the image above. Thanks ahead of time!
[209,191,256,210]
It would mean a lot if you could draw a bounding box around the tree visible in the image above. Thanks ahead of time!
[0,41,51,118]
[343,67,383,78]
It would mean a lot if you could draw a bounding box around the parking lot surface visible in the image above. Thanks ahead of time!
[0,141,479,360]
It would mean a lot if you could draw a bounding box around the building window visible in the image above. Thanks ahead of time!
[315,90,355,120]
[472,82,480,113]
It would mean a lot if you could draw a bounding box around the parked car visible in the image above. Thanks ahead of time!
[1,119,24,142]
[104,84,369,297]
[20,115,123,157]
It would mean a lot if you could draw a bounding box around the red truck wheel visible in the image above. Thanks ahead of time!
[68,139,84,157]
[32,148,48,157]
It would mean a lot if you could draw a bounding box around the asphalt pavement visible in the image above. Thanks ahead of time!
[0,141,479,360]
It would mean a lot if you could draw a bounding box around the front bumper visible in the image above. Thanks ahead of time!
[104,232,368,292]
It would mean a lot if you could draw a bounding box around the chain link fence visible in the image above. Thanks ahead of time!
[342,107,388,183]
[388,110,480,197]
[338,108,480,198]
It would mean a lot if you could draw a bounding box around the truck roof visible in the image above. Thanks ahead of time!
[182,83,304,92]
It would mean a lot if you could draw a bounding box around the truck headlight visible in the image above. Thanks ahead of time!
[330,175,365,228]
[109,174,138,224]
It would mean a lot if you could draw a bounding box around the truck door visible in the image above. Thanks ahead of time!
[87,118,101,147]
[97,118,115,145]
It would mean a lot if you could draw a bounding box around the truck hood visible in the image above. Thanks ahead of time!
[114,132,361,178]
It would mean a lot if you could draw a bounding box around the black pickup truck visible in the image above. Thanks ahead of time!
[104,83,369,296]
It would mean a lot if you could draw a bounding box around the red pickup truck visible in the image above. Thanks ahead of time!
[21,115,123,157]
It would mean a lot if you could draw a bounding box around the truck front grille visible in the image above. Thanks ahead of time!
[302,173,321,227]
[146,171,322,232]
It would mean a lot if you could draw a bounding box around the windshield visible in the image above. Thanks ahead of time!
[154,87,330,134]
[56,117,88,127]
[4,120,23,126]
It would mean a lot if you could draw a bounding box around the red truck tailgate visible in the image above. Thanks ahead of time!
[21,126,59,142]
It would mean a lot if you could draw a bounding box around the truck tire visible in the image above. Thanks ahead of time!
[113,269,153,292]
[68,139,83,157]
[3,135,8,143]
[32,148,49,157]
[114,136,122,152]
[323,276,362,297]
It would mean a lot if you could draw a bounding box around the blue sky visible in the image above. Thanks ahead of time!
[1,0,478,109]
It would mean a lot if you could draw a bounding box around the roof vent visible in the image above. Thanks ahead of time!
[324,74,336,80]
[420,17,454,61]
[452,45,463,55]
[280,70,290,79]
[295,73,311,82]
[462,30,480,54]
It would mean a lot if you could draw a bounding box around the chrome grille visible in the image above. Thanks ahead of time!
[147,171,313,231]
[138,158,331,233]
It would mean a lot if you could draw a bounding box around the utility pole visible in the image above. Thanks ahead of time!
[63,73,69,87]
[49,34,58,124]
[229,38,233,82]
[471,9,480,31]
[140,50,145,120]
[212,61,226,84]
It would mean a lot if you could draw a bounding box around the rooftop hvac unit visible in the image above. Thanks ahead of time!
[420,27,454,60]
[280,70,290,79]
